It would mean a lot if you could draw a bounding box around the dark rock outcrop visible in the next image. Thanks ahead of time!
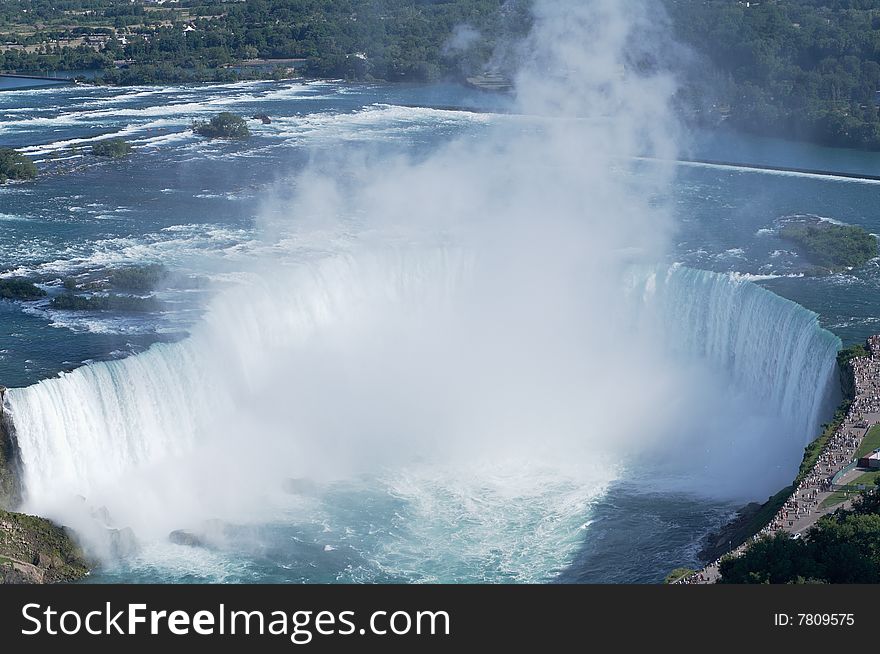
[108,527,140,559]
[698,502,763,563]
[0,398,22,510]
[169,529,207,548]
[0,510,89,584]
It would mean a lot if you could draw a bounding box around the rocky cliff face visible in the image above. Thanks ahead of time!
[0,402,22,510]
[0,397,88,584]
[0,509,90,584]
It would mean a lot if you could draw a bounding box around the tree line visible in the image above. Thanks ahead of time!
[665,0,880,149]
[0,0,530,84]
[720,479,880,583]
[7,1,880,150]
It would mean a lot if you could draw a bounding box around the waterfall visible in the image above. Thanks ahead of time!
[3,256,842,525]
[637,265,841,447]
[5,249,475,523]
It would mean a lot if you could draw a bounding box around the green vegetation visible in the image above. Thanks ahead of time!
[0,278,46,300]
[91,137,133,158]
[665,1,880,150]
[0,148,37,184]
[51,293,160,313]
[779,220,878,270]
[719,480,880,583]
[10,1,880,149]
[820,471,880,510]
[12,1,880,153]
[690,357,855,567]
[856,424,880,461]
[797,400,852,484]
[108,264,167,292]
[838,342,870,370]
[193,112,250,139]
[664,567,696,584]
[0,509,89,583]
[0,415,20,511]
[0,1,529,85]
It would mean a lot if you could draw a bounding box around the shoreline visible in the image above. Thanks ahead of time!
[677,335,880,584]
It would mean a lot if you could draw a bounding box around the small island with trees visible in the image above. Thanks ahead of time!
[0,148,37,184]
[192,112,250,140]
[91,138,133,158]
[0,264,171,315]
[0,278,45,300]
[53,264,169,313]
[779,217,878,272]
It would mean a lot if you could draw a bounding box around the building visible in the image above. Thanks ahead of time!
[858,451,880,469]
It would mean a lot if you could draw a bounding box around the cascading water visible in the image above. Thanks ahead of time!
[636,265,841,448]
[1,252,842,582]
[0,1,847,583]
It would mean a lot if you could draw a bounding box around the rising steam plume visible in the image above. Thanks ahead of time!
[2,1,840,580]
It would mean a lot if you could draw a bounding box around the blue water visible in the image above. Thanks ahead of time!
[0,79,874,583]
[673,130,880,345]
[0,76,71,91]
[0,80,511,387]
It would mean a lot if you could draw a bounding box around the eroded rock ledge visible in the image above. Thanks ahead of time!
[0,391,89,584]
[0,389,22,510]
[0,509,89,584]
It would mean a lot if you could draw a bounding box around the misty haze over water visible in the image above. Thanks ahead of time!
[1,1,878,583]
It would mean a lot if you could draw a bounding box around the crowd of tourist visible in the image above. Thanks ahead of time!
[674,337,880,584]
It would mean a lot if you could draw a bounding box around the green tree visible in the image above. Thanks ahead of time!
[0,148,37,183]
[192,112,251,139]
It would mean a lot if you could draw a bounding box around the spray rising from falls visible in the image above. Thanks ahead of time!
[0,1,844,581]
[3,257,842,574]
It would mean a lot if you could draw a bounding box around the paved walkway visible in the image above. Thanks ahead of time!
[676,335,880,584]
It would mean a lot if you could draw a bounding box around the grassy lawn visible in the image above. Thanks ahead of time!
[664,568,696,584]
[821,470,880,510]
[855,424,880,460]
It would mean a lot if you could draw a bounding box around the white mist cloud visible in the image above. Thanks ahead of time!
[443,24,482,55]
[7,1,836,578]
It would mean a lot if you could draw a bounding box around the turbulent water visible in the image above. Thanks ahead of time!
[0,71,874,583]
[2,257,840,583]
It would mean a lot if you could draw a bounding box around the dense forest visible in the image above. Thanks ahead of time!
[665,0,880,149]
[7,2,880,149]
[0,0,530,84]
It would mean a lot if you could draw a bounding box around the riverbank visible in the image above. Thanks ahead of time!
[0,510,90,584]
[0,392,90,584]
[676,335,880,584]
[0,391,20,509]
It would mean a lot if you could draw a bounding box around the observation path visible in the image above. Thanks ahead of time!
[677,335,880,584]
